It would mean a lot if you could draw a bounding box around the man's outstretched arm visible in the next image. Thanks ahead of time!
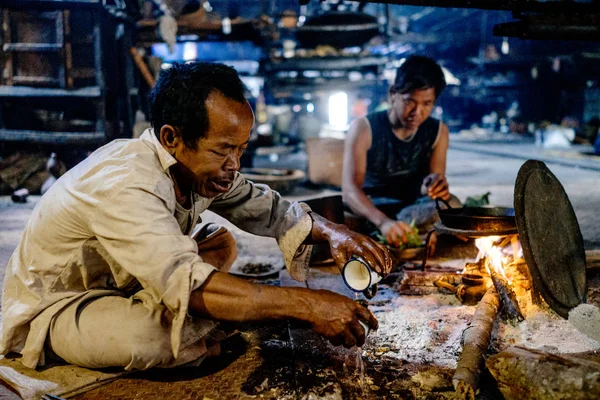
[189,271,377,348]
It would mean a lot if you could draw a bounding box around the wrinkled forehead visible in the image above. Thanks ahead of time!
[201,100,253,146]
[206,92,253,123]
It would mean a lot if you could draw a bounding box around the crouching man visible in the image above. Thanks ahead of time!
[0,62,391,370]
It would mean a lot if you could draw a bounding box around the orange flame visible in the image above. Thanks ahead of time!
[475,236,510,281]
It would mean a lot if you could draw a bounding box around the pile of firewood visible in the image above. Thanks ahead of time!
[451,250,600,400]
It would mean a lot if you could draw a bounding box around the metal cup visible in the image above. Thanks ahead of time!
[342,258,382,292]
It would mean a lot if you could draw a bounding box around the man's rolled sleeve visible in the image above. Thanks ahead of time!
[209,173,314,281]
[90,183,216,358]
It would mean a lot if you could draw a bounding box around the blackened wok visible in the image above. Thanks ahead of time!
[436,199,516,232]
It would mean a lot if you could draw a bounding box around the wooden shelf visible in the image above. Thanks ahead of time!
[11,76,62,86]
[0,4,135,144]
[3,43,63,52]
[0,85,101,98]
[0,129,105,144]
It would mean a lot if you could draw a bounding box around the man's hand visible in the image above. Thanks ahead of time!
[307,289,378,348]
[379,218,412,248]
[421,173,450,201]
[327,224,393,277]
[190,272,378,348]
[308,213,393,277]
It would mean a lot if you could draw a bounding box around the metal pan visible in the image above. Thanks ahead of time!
[436,199,516,232]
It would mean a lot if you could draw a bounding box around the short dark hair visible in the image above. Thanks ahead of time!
[149,62,247,149]
[392,55,446,99]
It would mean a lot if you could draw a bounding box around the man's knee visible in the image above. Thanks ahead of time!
[194,224,238,272]
[213,229,237,272]
[48,295,174,370]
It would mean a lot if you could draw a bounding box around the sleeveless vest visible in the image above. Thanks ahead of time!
[362,110,441,205]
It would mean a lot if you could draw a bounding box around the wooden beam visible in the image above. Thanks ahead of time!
[1,0,102,10]
[2,43,63,52]
[0,129,105,144]
[341,0,600,13]
[0,85,101,98]
[494,21,600,41]
[11,76,62,86]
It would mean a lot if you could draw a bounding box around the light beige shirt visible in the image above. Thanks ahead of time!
[1,129,313,369]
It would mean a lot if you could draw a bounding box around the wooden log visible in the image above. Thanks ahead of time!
[400,269,461,287]
[452,287,500,399]
[130,47,156,88]
[489,269,524,324]
[586,249,600,275]
[486,346,600,400]
[395,284,444,296]
[396,269,461,295]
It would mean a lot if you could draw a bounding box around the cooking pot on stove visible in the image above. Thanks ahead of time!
[296,11,379,49]
[430,160,587,320]
[435,199,516,232]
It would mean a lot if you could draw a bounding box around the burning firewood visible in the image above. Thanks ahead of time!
[474,235,525,324]
[486,346,600,399]
[489,269,525,324]
[452,287,500,399]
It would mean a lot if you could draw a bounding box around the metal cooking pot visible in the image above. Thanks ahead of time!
[296,11,379,49]
[436,199,516,232]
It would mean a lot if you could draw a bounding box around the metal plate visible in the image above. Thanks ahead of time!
[514,160,587,318]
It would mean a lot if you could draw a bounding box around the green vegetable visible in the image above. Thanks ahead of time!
[465,192,491,207]
[374,219,424,250]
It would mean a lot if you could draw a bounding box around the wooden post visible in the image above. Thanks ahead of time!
[2,10,13,85]
[130,47,156,88]
[63,10,73,88]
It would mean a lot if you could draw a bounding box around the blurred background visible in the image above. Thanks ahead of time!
[0,0,599,196]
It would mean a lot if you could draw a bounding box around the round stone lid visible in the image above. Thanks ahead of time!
[514,160,587,318]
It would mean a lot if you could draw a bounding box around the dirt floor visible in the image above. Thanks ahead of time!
[1,147,600,399]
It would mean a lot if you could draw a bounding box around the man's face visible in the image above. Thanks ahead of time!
[390,87,436,131]
[168,91,254,198]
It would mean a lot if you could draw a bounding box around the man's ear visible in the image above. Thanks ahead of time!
[159,125,182,154]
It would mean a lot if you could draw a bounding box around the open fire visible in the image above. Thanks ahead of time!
[386,160,599,399]
[452,234,531,396]
[472,235,526,323]
[473,235,529,289]
[377,232,599,399]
